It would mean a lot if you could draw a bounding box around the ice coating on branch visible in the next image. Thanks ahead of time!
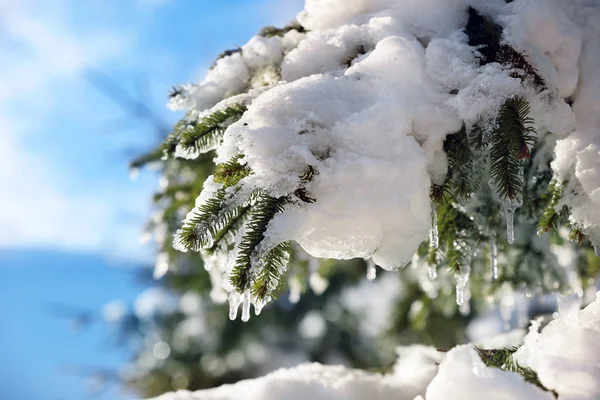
[515,292,600,399]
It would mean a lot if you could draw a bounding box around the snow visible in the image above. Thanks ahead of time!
[514,293,600,399]
[150,291,600,400]
[168,0,600,309]
[426,345,553,400]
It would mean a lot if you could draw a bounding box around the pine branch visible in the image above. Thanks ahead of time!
[444,126,481,203]
[538,178,568,234]
[229,193,288,292]
[489,97,536,201]
[176,189,229,252]
[213,155,251,188]
[177,104,247,155]
[476,347,557,397]
[259,21,305,38]
[204,205,251,256]
[251,242,291,301]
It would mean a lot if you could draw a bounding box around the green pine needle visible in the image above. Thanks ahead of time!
[178,104,247,155]
[229,193,288,293]
[538,178,568,234]
[251,242,291,301]
[489,96,536,201]
[213,155,251,188]
[177,189,229,252]
[476,347,556,397]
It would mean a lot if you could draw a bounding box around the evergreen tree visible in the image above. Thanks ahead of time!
[101,1,600,397]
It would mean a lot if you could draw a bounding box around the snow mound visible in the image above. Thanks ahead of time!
[148,362,422,400]
[515,294,600,399]
[426,345,553,400]
[151,292,600,400]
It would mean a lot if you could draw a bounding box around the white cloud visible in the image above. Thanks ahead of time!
[0,0,153,261]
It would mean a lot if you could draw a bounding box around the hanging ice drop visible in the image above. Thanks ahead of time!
[228,293,242,321]
[505,206,516,244]
[241,291,251,322]
[454,270,470,306]
[366,259,377,281]
[429,203,439,249]
[491,234,498,280]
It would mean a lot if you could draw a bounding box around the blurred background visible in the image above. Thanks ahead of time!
[1,1,598,400]
[0,1,303,399]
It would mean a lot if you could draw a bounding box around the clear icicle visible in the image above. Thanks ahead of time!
[504,205,516,244]
[428,264,437,280]
[366,259,377,281]
[228,293,242,321]
[241,291,251,322]
[491,234,498,280]
[254,299,266,316]
[454,269,470,306]
[429,203,439,249]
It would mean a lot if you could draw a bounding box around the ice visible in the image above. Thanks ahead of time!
[454,268,470,306]
[241,291,251,322]
[504,204,517,245]
[366,259,377,281]
[498,283,515,332]
[429,203,438,249]
[288,276,302,304]
[228,292,243,321]
[490,234,498,280]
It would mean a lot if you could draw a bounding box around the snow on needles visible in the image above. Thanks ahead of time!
[172,0,600,300]
[150,293,600,400]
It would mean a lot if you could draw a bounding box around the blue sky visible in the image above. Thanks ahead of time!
[0,1,303,399]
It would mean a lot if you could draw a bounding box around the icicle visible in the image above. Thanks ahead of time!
[254,298,266,316]
[490,234,498,280]
[454,269,470,306]
[241,291,251,322]
[504,205,516,244]
[427,264,437,280]
[429,202,439,249]
[228,293,242,321]
[366,259,377,281]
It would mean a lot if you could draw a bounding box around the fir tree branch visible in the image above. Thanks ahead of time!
[259,21,305,38]
[476,347,557,397]
[251,242,291,301]
[489,97,536,201]
[204,205,251,256]
[213,155,251,188]
[538,178,568,234]
[177,189,229,252]
[177,104,247,155]
[229,193,288,293]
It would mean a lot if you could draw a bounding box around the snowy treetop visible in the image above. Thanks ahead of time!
[144,0,600,317]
